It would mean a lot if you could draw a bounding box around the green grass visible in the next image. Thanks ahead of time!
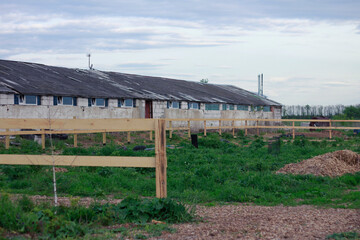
[326,232,360,240]
[0,133,359,208]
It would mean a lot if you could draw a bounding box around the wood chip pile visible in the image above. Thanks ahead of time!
[276,150,360,177]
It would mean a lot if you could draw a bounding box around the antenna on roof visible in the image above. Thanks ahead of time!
[87,53,93,70]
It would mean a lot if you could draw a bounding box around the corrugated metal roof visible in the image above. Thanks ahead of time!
[0,59,281,106]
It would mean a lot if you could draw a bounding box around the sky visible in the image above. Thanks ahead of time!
[0,0,359,105]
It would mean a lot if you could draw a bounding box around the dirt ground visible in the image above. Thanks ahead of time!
[153,204,360,240]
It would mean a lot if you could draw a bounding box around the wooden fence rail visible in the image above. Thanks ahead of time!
[164,118,360,140]
[0,118,167,198]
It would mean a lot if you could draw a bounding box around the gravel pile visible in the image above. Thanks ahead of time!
[276,150,360,177]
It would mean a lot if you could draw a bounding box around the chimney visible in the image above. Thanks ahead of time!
[261,73,263,96]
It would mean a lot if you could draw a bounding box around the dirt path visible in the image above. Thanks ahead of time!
[153,205,360,240]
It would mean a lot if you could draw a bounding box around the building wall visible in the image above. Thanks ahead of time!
[0,93,281,131]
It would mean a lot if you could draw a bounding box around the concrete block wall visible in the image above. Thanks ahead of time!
[0,94,13,105]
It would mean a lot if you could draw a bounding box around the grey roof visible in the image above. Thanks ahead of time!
[0,59,281,106]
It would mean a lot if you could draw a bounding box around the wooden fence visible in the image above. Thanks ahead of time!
[165,118,360,139]
[0,118,167,198]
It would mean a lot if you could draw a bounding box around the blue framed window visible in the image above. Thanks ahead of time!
[17,95,40,105]
[237,105,248,111]
[89,98,108,107]
[124,99,133,107]
[222,104,227,110]
[96,98,105,106]
[229,104,234,110]
[118,99,134,107]
[205,103,220,110]
[188,102,199,109]
[168,101,180,109]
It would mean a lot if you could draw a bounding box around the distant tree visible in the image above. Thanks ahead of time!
[200,78,209,83]
[343,105,360,119]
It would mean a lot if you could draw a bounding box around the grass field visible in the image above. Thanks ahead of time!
[1,131,359,208]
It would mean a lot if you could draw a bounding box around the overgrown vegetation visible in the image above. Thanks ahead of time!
[0,194,193,239]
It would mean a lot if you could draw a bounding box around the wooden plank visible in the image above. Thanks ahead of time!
[164,118,360,123]
[5,129,9,149]
[149,131,153,141]
[0,118,156,131]
[0,155,156,168]
[127,131,131,143]
[329,120,332,139]
[155,119,167,198]
[204,120,207,137]
[256,120,259,135]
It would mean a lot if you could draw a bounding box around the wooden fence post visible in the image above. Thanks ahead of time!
[188,120,191,138]
[245,120,248,136]
[204,120,207,137]
[256,120,259,136]
[169,121,173,139]
[41,129,45,149]
[292,121,295,139]
[73,116,78,147]
[149,131,153,141]
[127,131,131,143]
[155,119,167,198]
[102,132,106,145]
[219,120,222,136]
[329,120,332,139]
[232,120,236,138]
[5,129,9,149]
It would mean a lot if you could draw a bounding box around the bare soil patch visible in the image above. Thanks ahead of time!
[153,205,360,240]
[277,150,360,177]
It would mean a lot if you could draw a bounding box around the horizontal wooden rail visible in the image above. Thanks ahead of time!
[0,155,156,168]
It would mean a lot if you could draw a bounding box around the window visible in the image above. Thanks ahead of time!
[16,95,40,105]
[205,103,220,110]
[222,104,227,110]
[263,106,271,112]
[118,99,134,107]
[167,101,180,109]
[188,102,199,109]
[229,104,234,110]
[255,106,262,111]
[237,105,248,111]
[54,96,77,106]
[88,98,108,107]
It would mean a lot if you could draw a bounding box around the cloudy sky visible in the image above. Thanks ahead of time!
[0,0,359,105]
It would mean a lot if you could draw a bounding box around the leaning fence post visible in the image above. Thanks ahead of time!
[155,119,167,198]
[5,129,9,149]
[329,120,332,139]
